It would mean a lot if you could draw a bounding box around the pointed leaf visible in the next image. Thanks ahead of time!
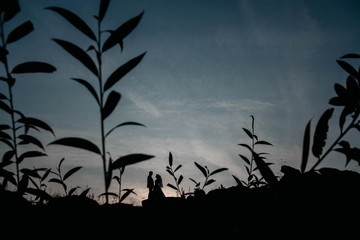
[238,143,252,152]
[105,121,145,138]
[104,52,146,91]
[99,0,110,22]
[80,187,91,197]
[18,151,47,164]
[102,11,144,52]
[26,188,52,200]
[18,134,45,150]
[63,166,82,181]
[337,60,360,80]
[167,183,177,191]
[48,137,101,155]
[312,108,334,158]
[301,120,311,173]
[46,7,96,41]
[194,162,207,178]
[0,100,11,114]
[255,140,273,146]
[174,164,182,172]
[2,0,20,22]
[232,175,243,187]
[102,91,121,120]
[6,21,34,44]
[169,152,173,167]
[53,39,98,76]
[68,187,80,196]
[209,167,228,176]
[178,175,183,185]
[110,154,154,170]
[11,61,56,74]
[71,78,100,106]
[242,128,253,139]
[239,154,250,165]
[17,117,55,136]
[252,152,278,186]
[120,188,136,202]
[204,179,216,187]
[340,53,360,59]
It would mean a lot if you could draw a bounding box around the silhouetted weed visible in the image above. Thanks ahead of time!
[0,0,56,199]
[165,152,185,198]
[190,161,228,191]
[46,0,153,203]
[235,115,277,187]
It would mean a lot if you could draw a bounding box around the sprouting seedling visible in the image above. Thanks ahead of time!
[301,54,360,172]
[165,152,185,198]
[46,0,154,203]
[0,0,56,191]
[235,115,277,188]
[190,161,228,191]
[48,158,87,196]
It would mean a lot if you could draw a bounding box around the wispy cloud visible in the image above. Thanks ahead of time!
[125,90,161,118]
[209,99,274,112]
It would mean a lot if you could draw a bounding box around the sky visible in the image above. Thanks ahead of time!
[1,0,360,205]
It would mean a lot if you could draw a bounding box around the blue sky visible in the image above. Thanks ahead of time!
[1,0,360,204]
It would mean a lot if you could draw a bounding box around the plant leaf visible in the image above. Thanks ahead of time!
[301,120,311,173]
[252,152,277,186]
[104,52,146,92]
[174,164,182,172]
[178,175,183,185]
[336,60,360,80]
[11,61,56,74]
[98,0,110,22]
[167,183,177,191]
[239,154,250,165]
[49,178,67,192]
[48,137,101,155]
[169,152,173,167]
[194,162,207,178]
[18,134,45,150]
[46,7,96,41]
[209,167,228,176]
[120,188,136,203]
[0,100,11,114]
[204,179,216,187]
[26,188,52,200]
[53,39,98,76]
[63,166,82,181]
[255,140,273,146]
[102,90,121,120]
[18,151,47,164]
[111,154,154,170]
[71,78,100,106]
[105,121,145,138]
[6,21,34,44]
[340,53,360,59]
[17,117,55,136]
[232,175,243,187]
[312,108,334,158]
[2,0,20,22]
[242,128,253,139]
[102,11,144,52]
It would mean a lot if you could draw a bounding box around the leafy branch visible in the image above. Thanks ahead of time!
[46,0,153,203]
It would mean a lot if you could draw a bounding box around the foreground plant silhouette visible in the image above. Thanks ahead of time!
[0,0,56,195]
[165,152,185,198]
[190,161,228,191]
[300,54,360,172]
[235,115,277,187]
[46,0,153,203]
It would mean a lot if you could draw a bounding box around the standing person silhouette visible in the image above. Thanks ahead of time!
[147,171,154,199]
[153,174,165,200]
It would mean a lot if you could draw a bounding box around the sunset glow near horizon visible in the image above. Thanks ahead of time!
[1,0,360,205]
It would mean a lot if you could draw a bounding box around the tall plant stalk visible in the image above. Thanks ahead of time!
[0,1,56,191]
[47,0,154,204]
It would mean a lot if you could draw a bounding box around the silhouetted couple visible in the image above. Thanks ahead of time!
[147,171,165,200]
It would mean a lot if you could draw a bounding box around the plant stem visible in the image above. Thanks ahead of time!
[0,17,20,189]
[310,110,360,171]
[96,17,108,204]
